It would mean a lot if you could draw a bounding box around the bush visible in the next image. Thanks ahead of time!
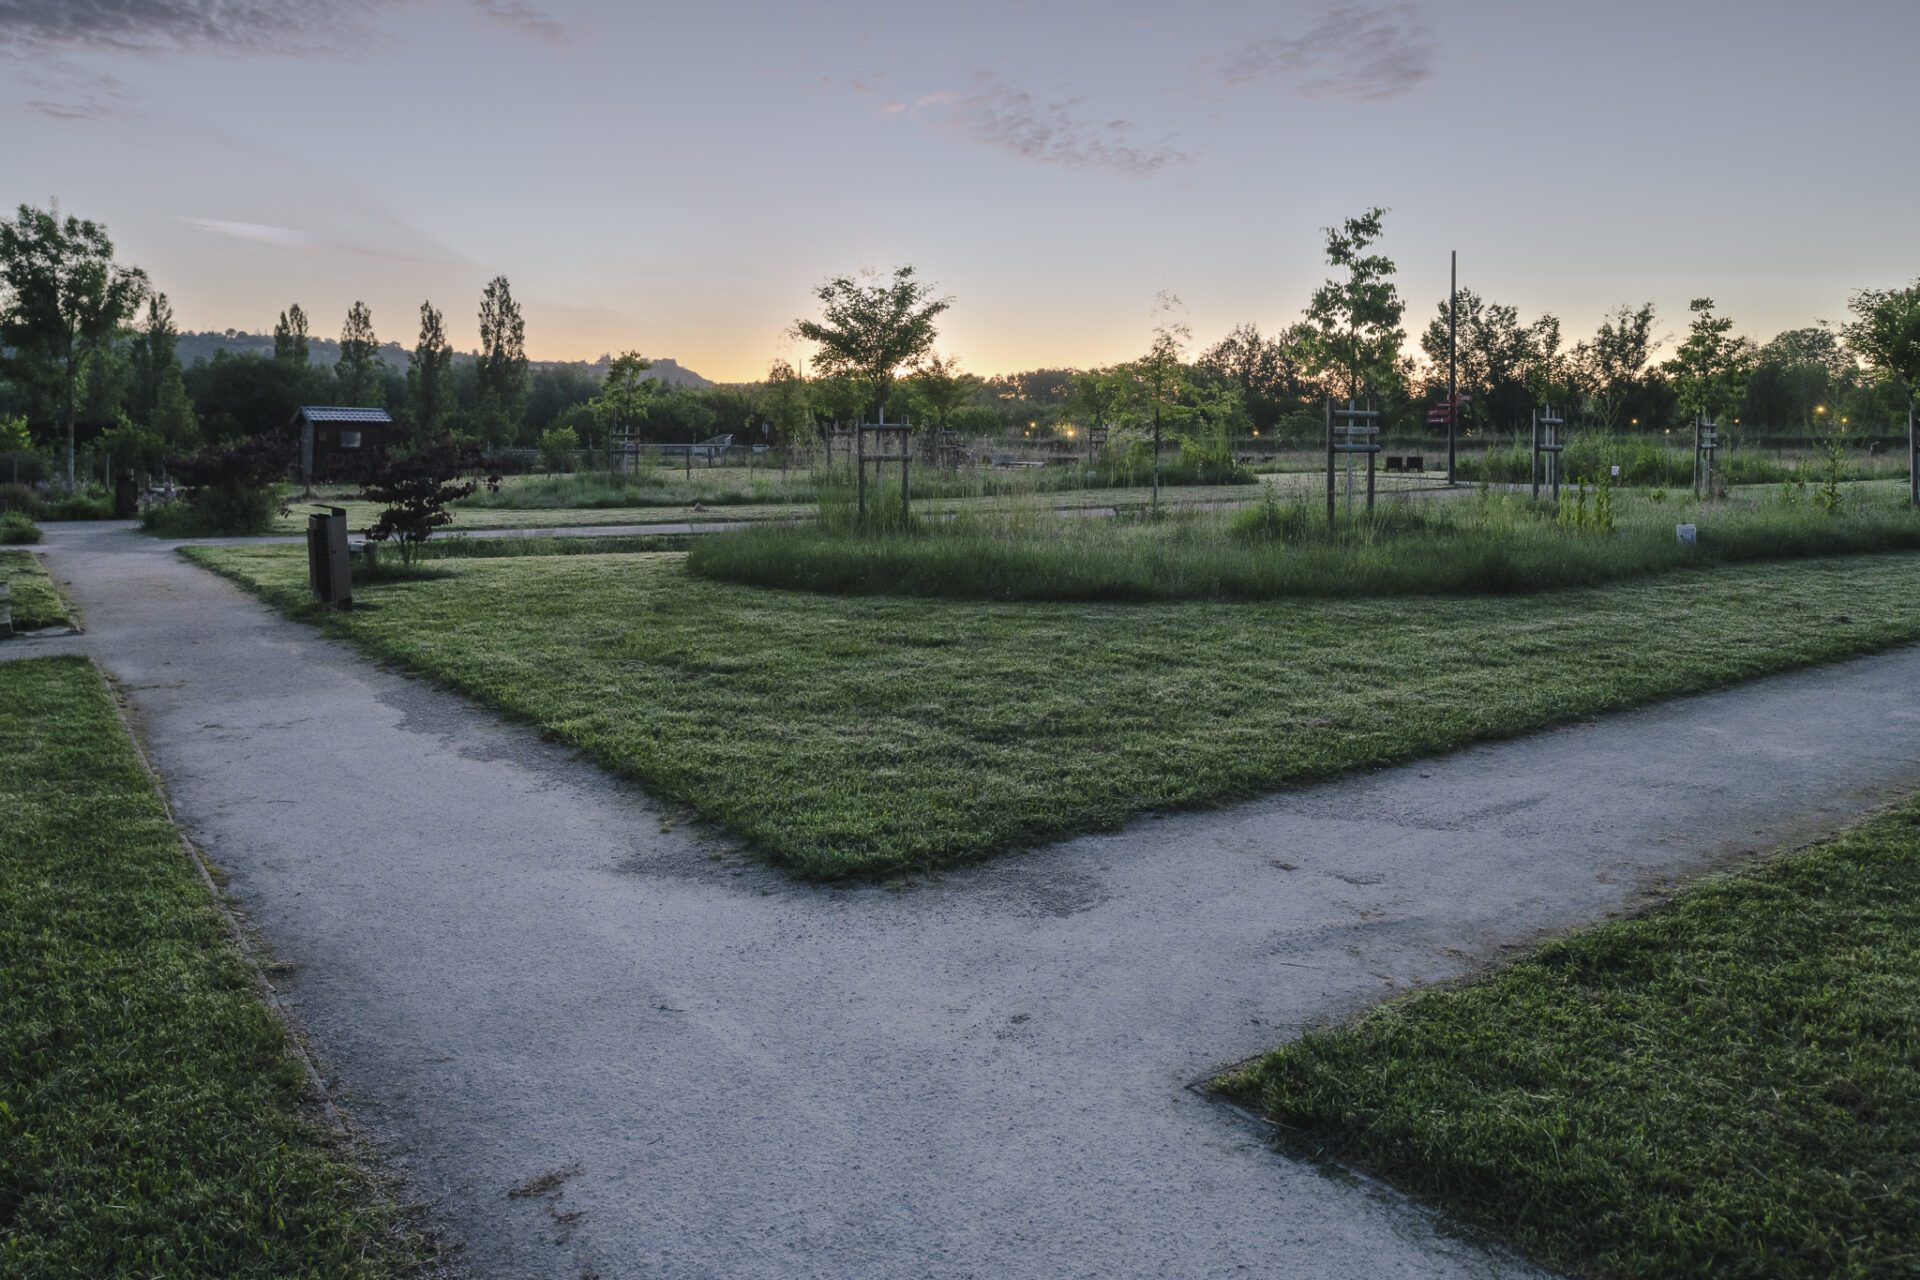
[538,426,579,474]
[144,433,293,536]
[357,440,500,564]
[0,511,42,544]
[0,483,114,521]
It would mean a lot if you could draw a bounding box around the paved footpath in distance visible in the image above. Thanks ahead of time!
[30,520,1920,1279]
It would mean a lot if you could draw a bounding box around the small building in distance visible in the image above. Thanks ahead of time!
[294,406,392,484]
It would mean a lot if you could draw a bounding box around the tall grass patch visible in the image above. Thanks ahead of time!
[689,489,1920,602]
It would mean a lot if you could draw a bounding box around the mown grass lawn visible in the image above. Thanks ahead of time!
[0,549,70,630]
[0,656,434,1278]
[1216,798,1920,1280]
[190,544,1920,878]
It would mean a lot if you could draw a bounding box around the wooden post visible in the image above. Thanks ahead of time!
[1325,397,1335,530]
[1531,409,1541,502]
[856,416,868,522]
[1909,402,1917,508]
[1365,401,1376,514]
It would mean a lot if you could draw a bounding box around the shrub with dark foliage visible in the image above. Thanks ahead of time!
[357,441,501,563]
[146,432,293,535]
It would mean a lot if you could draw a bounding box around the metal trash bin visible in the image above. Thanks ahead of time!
[306,506,353,608]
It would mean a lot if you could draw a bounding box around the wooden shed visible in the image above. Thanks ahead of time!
[294,406,392,484]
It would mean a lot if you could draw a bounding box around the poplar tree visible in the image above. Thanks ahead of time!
[408,301,454,438]
[274,303,310,366]
[476,276,528,445]
[335,300,383,406]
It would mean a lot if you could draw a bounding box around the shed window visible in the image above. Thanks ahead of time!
[338,430,362,449]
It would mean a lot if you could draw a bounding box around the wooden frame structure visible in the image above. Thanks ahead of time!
[1531,405,1566,502]
[1326,398,1381,528]
[856,411,913,523]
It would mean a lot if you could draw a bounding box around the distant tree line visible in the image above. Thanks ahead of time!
[3,199,1916,490]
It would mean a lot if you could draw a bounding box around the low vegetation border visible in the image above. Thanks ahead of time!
[1216,797,1920,1280]
[0,548,72,630]
[0,656,437,1276]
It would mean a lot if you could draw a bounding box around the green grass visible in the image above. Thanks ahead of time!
[1454,432,1909,488]
[187,543,1920,878]
[1,512,40,544]
[1,549,70,630]
[0,657,434,1277]
[257,473,1297,537]
[1216,798,1920,1280]
[689,488,1920,602]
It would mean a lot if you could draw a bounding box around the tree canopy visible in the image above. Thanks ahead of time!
[1302,207,1405,405]
[0,202,148,482]
[793,266,951,421]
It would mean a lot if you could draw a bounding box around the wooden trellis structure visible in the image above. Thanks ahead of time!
[1693,416,1721,498]
[1326,398,1381,527]
[856,411,913,522]
[1531,405,1566,502]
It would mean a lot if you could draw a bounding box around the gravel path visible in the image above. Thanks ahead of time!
[32,520,1920,1279]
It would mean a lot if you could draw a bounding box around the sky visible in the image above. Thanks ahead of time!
[2,0,1915,381]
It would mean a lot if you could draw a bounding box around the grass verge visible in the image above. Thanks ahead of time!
[0,656,436,1277]
[1,549,71,629]
[186,544,1920,878]
[1215,798,1920,1280]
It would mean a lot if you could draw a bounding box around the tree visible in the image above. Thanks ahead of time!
[357,440,499,564]
[1570,303,1658,431]
[151,364,199,455]
[1198,322,1314,435]
[0,203,149,484]
[476,275,528,444]
[1302,207,1404,405]
[0,413,30,482]
[1663,298,1754,425]
[127,292,178,425]
[538,425,578,473]
[758,359,813,447]
[1844,280,1920,405]
[1068,366,1125,447]
[904,352,977,457]
[588,351,658,461]
[273,303,310,366]
[334,301,383,406]
[1420,291,1564,432]
[1123,294,1190,508]
[407,301,454,438]
[792,265,952,422]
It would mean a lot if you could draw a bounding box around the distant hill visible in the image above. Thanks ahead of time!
[173,331,712,388]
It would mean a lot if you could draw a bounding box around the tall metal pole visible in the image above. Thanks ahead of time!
[1909,401,1917,508]
[1448,249,1457,484]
